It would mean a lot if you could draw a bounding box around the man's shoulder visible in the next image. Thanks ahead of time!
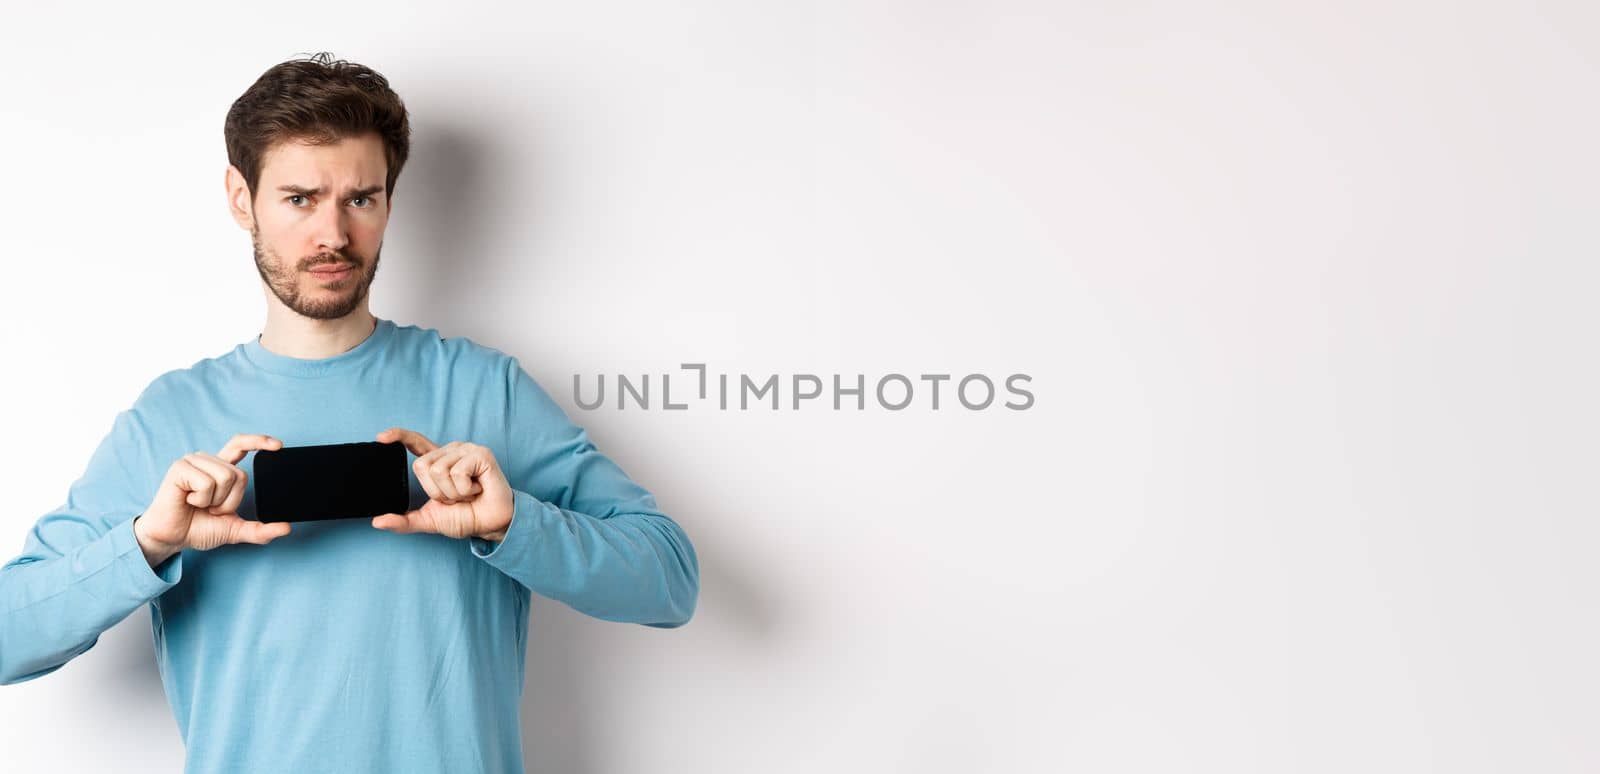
[130,345,245,411]
[129,321,533,410]
[387,319,523,377]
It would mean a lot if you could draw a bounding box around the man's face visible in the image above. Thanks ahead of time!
[238,133,391,320]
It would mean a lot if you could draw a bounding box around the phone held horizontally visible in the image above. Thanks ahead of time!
[252,440,410,523]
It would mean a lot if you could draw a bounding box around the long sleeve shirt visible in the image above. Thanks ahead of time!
[0,317,699,773]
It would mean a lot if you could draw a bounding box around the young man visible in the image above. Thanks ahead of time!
[0,53,699,773]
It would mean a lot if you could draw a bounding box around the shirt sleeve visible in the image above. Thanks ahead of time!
[469,357,700,628]
[0,402,184,685]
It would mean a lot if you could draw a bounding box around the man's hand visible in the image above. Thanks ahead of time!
[371,427,515,542]
[133,433,292,569]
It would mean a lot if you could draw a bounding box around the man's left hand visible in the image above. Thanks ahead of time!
[372,427,514,542]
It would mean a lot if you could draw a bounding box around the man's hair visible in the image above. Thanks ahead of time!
[224,52,412,201]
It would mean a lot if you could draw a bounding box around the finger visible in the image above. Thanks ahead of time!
[191,452,249,514]
[217,473,248,516]
[412,453,448,503]
[175,458,220,509]
[447,453,486,499]
[378,427,438,457]
[218,434,283,464]
[428,448,469,501]
[185,453,243,509]
[205,489,248,517]
[421,443,478,500]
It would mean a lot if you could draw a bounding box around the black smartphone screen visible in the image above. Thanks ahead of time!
[252,441,410,523]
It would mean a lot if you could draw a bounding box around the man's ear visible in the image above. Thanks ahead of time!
[225,165,255,231]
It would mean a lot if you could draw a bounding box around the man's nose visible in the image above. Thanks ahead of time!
[311,202,350,254]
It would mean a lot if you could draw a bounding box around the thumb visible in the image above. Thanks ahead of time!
[229,518,292,545]
[372,510,429,534]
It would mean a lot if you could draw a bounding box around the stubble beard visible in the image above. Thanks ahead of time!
[251,225,381,321]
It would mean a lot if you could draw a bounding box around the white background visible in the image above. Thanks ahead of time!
[2,1,1596,772]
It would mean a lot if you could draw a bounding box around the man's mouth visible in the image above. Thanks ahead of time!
[308,263,355,281]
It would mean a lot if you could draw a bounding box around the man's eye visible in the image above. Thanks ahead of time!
[287,195,307,206]
[350,196,370,208]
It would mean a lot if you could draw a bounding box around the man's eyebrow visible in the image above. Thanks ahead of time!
[276,184,385,198]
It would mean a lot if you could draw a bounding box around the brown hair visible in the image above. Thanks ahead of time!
[224,52,412,202]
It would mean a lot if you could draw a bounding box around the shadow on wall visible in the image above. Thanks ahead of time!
[518,487,780,774]
[99,607,171,719]
[381,117,500,316]
[392,115,784,771]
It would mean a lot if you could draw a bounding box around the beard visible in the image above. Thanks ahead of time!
[251,226,381,321]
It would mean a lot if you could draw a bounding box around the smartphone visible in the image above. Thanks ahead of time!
[252,441,410,523]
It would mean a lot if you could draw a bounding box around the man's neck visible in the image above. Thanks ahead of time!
[258,305,379,360]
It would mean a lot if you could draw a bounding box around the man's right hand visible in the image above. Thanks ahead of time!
[133,433,291,569]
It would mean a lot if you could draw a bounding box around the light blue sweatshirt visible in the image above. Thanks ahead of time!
[0,318,699,773]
